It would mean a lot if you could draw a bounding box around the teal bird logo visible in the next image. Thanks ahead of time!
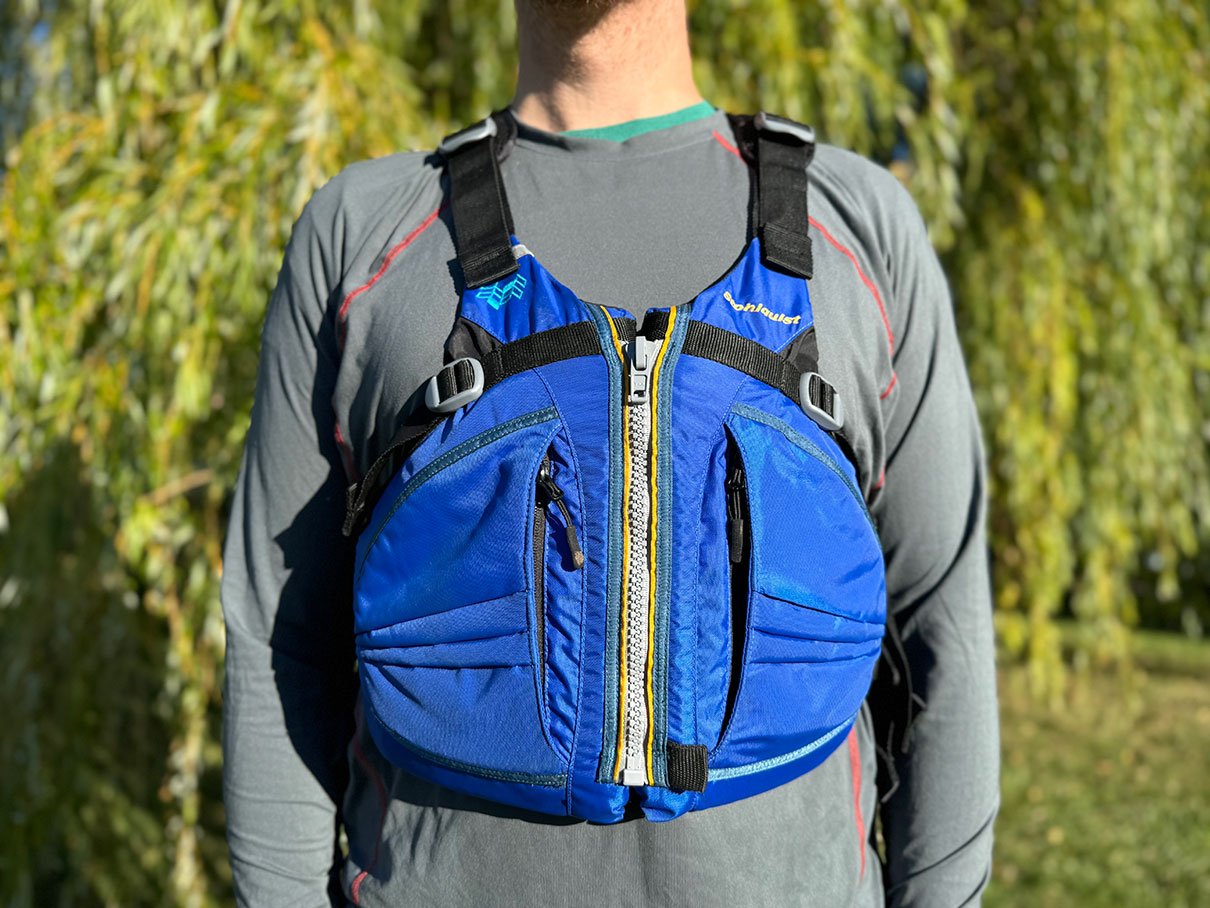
[476,274,528,310]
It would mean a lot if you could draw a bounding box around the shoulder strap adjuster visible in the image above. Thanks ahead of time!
[800,371,844,432]
[425,357,485,413]
[754,111,816,148]
[438,116,498,157]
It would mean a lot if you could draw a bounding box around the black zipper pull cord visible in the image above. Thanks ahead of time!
[537,460,585,570]
[725,464,746,564]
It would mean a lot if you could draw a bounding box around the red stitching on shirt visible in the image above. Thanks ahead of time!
[808,216,894,356]
[338,204,442,331]
[879,371,898,400]
[712,130,742,159]
[350,705,390,905]
[333,421,357,481]
[848,727,867,879]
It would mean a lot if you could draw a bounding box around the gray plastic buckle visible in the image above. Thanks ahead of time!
[425,358,485,414]
[800,372,844,432]
[754,111,815,146]
[438,117,498,156]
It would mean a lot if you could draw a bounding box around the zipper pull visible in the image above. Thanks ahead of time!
[537,460,585,570]
[725,463,746,564]
[626,337,660,405]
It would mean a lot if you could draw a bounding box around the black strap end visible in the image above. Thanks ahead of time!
[666,741,709,793]
[462,247,520,289]
[761,222,814,280]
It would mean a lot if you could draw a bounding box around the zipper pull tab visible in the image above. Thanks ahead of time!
[563,524,586,570]
[537,460,585,570]
[725,464,746,564]
[626,337,660,405]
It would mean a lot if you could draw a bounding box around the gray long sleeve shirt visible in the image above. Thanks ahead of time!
[221,108,999,907]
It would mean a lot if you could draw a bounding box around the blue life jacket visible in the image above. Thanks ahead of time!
[343,112,888,823]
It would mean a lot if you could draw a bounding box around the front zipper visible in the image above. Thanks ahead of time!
[533,456,583,697]
[606,310,677,787]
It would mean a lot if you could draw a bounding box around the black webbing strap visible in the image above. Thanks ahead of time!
[683,321,806,405]
[642,313,854,465]
[441,111,519,289]
[342,321,602,537]
[480,320,602,390]
[433,358,479,401]
[725,112,816,279]
[678,320,840,425]
[342,414,441,538]
[424,320,604,412]
[666,742,709,793]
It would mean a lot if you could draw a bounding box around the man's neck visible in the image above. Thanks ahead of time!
[512,0,702,134]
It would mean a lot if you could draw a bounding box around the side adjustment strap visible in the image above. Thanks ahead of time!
[343,320,603,537]
[678,320,844,431]
[440,111,519,288]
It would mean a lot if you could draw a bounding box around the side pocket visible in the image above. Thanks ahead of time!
[709,405,886,775]
[354,409,571,784]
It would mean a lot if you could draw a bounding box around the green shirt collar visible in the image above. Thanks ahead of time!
[560,101,715,142]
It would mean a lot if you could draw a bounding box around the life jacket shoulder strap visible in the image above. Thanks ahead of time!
[438,110,520,289]
[725,112,816,280]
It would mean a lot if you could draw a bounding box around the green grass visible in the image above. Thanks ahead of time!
[987,631,1210,907]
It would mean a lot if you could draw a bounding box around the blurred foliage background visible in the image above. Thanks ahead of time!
[0,0,1207,904]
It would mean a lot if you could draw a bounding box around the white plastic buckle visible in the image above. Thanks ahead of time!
[800,372,844,432]
[425,358,485,414]
[437,117,498,156]
[754,111,815,146]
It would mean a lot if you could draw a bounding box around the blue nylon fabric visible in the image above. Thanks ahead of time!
[364,709,570,817]
[689,238,814,350]
[649,303,690,794]
[726,406,883,623]
[355,412,560,635]
[353,230,885,822]
[695,714,858,810]
[362,652,565,777]
[459,244,589,342]
[660,357,742,771]
[354,374,554,587]
[530,352,616,795]
[531,341,629,822]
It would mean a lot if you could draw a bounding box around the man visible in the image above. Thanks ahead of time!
[221,0,1000,904]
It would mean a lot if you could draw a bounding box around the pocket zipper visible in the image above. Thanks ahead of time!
[719,432,750,750]
[532,456,584,698]
[536,457,585,570]
[725,460,747,565]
